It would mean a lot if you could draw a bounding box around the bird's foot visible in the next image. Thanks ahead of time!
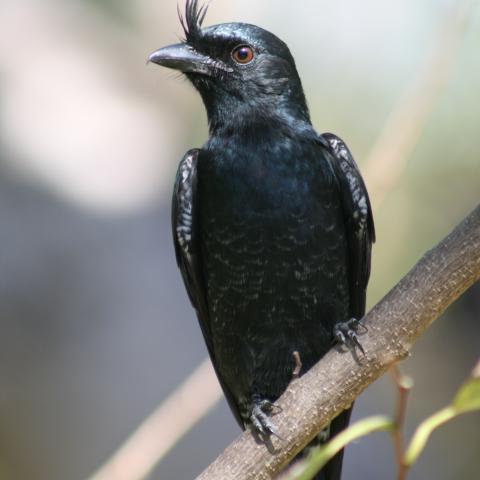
[317,424,330,443]
[250,397,283,440]
[334,317,366,355]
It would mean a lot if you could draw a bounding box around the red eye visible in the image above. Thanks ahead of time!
[231,45,254,64]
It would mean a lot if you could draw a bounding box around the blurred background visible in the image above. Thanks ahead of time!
[0,0,479,479]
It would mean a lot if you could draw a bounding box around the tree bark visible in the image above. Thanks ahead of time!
[197,204,480,480]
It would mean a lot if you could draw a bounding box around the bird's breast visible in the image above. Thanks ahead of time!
[197,142,348,319]
[197,142,350,403]
[199,140,332,216]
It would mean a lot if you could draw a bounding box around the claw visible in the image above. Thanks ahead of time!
[317,424,330,443]
[352,318,368,334]
[250,398,284,441]
[334,317,366,355]
[258,399,283,415]
[348,330,365,355]
[334,329,346,344]
[264,419,283,440]
[250,411,266,435]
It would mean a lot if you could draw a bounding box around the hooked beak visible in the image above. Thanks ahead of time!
[148,42,232,75]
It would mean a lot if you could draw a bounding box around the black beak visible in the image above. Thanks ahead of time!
[148,42,232,75]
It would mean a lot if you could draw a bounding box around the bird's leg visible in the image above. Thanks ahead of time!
[250,395,283,440]
[334,317,366,355]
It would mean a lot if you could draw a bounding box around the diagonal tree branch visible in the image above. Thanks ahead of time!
[197,204,480,480]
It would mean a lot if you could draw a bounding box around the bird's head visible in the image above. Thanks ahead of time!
[149,0,310,131]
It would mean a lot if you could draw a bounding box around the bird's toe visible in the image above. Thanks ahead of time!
[334,317,366,355]
[250,398,283,440]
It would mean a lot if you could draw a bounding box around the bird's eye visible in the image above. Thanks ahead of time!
[231,45,254,65]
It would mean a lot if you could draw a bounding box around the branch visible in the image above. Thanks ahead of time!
[197,204,480,480]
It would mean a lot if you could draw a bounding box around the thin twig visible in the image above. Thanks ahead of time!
[389,366,414,480]
[292,351,303,380]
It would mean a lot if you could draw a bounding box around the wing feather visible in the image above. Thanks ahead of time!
[321,133,375,319]
[172,149,244,426]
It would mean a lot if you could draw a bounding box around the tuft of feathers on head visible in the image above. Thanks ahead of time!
[178,0,209,44]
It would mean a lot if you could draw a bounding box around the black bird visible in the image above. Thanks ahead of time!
[150,1,374,478]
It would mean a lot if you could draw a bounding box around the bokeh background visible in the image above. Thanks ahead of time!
[0,0,479,479]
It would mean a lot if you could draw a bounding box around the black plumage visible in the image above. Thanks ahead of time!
[150,2,375,478]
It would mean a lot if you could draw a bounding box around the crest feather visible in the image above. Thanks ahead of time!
[178,0,209,43]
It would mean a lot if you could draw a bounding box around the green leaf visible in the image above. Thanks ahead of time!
[281,416,394,480]
[403,406,457,466]
[451,361,480,412]
[404,361,480,467]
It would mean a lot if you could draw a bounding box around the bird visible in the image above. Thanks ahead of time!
[149,1,375,478]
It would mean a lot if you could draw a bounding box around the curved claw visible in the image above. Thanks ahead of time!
[250,399,284,441]
[266,423,284,440]
[334,317,366,355]
[259,399,283,415]
[334,329,347,344]
[348,330,365,355]
[353,318,368,334]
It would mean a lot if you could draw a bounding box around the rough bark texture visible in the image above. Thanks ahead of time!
[197,204,480,480]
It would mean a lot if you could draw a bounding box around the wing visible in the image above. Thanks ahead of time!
[172,149,244,426]
[312,135,375,480]
[321,133,375,319]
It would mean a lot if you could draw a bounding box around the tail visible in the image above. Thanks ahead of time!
[296,406,353,480]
